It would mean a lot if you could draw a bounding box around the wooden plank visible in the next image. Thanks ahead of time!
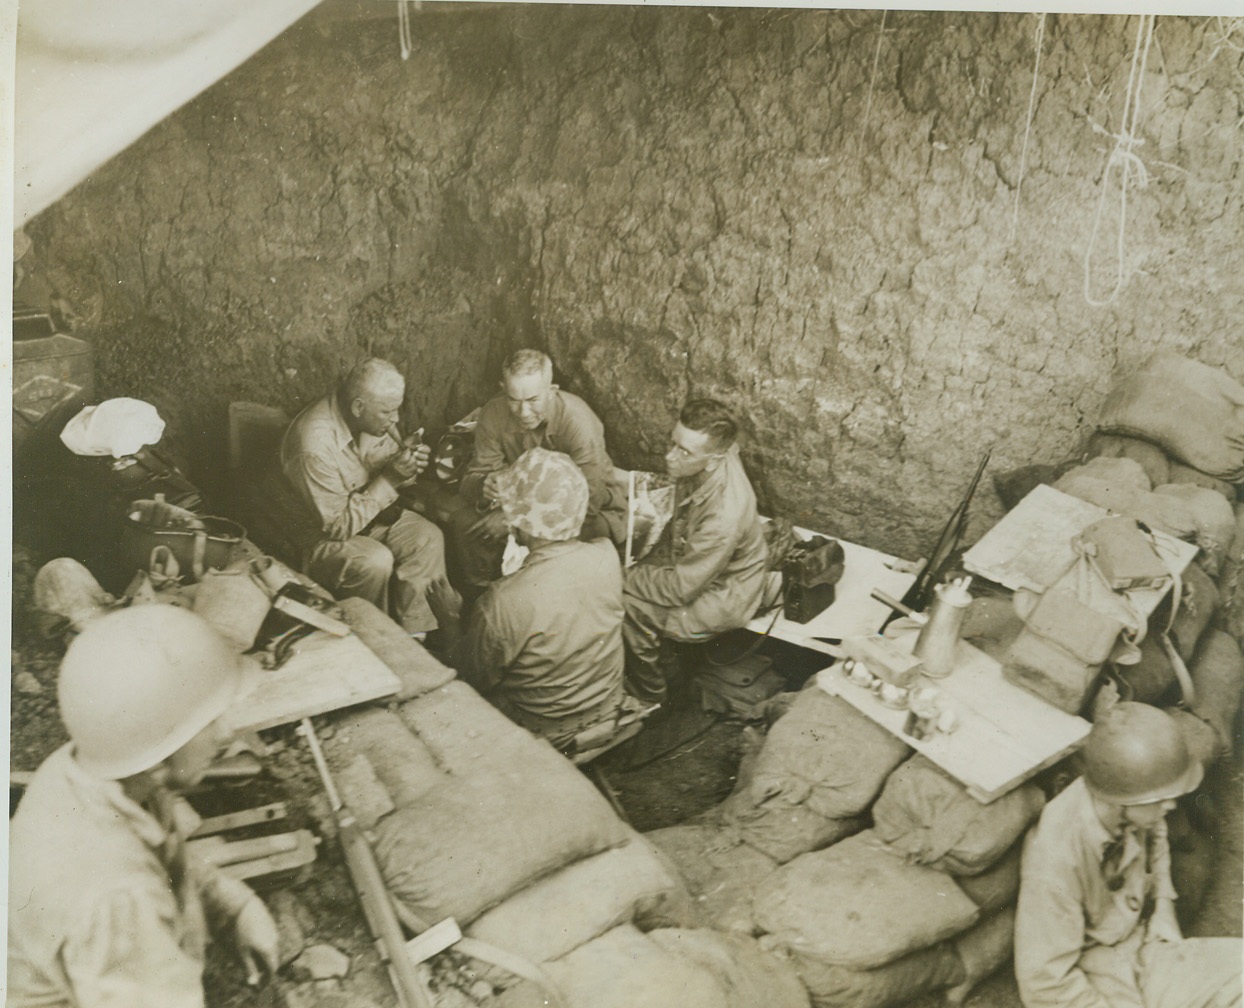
[817,633,1090,803]
[748,533,917,645]
[228,630,401,733]
[962,484,1198,620]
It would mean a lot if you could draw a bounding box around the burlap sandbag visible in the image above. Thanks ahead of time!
[870,755,1045,876]
[495,924,726,1008]
[374,768,631,926]
[644,823,777,933]
[953,842,1022,915]
[1097,351,1244,481]
[466,837,692,964]
[1085,433,1169,488]
[1054,463,1202,543]
[1187,630,1244,755]
[737,689,911,823]
[649,929,811,1008]
[1167,561,1220,661]
[1167,460,1238,501]
[947,907,1015,1005]
[1166,708,1223,770]
[960,595,1025,662]
[1153,483,1236,577]
[753,831,979,970]
[327,706,443,810]
[1219,502,1244,645]
[786,941,965,1008]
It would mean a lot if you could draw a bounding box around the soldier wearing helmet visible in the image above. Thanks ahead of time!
[427,447,629,747]
[8,605,279,1007]
[1015,702,1241,1008]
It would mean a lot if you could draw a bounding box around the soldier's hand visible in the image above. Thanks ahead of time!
[410,442,431,476]
[426,576,463,626]
[234,895,279,986]
[386,448,421,485]
[481,470,503,504]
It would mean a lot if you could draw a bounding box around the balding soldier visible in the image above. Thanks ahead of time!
[8,606,279,1007]
[449,349,626,593]
[281,358,446,635]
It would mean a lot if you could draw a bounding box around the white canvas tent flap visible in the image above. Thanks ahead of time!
[15,0,323,225]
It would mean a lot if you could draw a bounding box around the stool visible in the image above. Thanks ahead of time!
[562,705,656,824]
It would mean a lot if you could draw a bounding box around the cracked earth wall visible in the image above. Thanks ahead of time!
[24,9,1244,557]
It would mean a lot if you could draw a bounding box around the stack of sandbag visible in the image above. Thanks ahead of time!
[705,688,911,863]
[1094,351,1244,488]
[645,688,910,937]
[494,923,810,1008]
[748,756,1044,1008]
[1218,500,1244,647]
[322,632,694,979]
[1053,457,1236,576]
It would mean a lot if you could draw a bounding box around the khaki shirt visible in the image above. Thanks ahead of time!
[8,746,256,1008]
[461,390,623,533]
[461,538,625,722]
[1016,777,1178,1008]
[625,447,768,635]
[280,392,402,542]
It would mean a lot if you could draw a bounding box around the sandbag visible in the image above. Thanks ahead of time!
[1219,502,1244,645]
[495,924,726,1008]
[1086,432,1169,488]
[397,680,566,778]
[947,907,1015,1005]
[953,842,1022,916]
[1097,351,1244,482]
[959,595,1024,662]
[1153,483,1237,577]
[374,767,631,926]
[786,941,965,1008]
[339,596,455,700]
[739,689,911,822]
[753,831,979,970]
[991,462,1077,513]
[1167,708,1223,771]
[1054,463,1202,542]
[1167,460,1238,501]
[644,823,777,933]
[466,837,690,964]
[1187,630,1244,754]
[1167,562,1220,662]
[649,928,811,1008]
[871,755,1045,876]
[713,716,869,862]
[327,706,443,811]
[1114,633,1179,706]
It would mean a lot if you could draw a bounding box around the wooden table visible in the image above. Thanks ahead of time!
[817,627,1091,803]
[746,533,918,657]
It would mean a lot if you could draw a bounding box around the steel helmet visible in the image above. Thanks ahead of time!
[58,604,246,779]
[1082,702,1203,805]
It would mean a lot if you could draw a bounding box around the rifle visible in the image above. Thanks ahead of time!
[897,451,991,617]
[299,718,434,1008]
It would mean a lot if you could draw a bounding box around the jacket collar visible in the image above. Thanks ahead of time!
[678,443,740,510]
[58,745,170,851]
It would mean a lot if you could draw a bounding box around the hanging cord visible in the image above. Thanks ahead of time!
[397,0,414,61]
[1082,14,1157,308]
[1009,13,1047,244]
[859,11,888,147]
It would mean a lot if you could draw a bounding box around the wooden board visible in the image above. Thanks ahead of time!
[817,629,1091,803]
[228,630,401,733]
[962,484,1198,621]
[748,533,917,649]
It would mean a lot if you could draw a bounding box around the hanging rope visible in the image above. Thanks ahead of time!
[859,11,888,147]
[1082,13,1157,308]
[397,0,414,62]
[1009,13,1047,244]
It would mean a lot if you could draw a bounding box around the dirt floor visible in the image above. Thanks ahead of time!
[10,546,1242,1008]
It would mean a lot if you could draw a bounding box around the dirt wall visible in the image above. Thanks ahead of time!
[24,9,1244,556]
